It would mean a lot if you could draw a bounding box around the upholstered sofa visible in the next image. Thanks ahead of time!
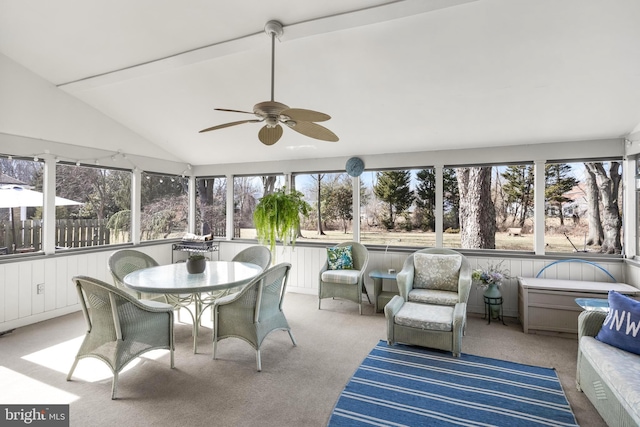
[576,310,640,426]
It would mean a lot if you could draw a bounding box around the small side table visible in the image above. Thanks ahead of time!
[483,295,506,325]
[575,298,609,312]
[369,270,398,313]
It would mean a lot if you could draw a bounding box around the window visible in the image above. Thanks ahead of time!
[444,164,534,251]
[293,172,354,244]
[195,176,228,238]
[233,174,284,239]
[56,162,131,248]
[360,168,434,248]
[0,156,45,255]
[545,160,623,254]
[140,173,188,241]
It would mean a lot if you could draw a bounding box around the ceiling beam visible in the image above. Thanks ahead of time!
[58,0,477,93]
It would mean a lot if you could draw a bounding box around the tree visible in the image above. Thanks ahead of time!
[456,167,495,248]
[502,165,534,227]
[415,169,436,231]
[545,164,578,226]
[373,170,414,229]
[584,162,622,254]
[197,177,226,235]
[312,174,326,235]
[322,177,353,233]
[584,166,603,246]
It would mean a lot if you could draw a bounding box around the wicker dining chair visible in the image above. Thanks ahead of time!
[200,245,272,323]
[66,275,175,399]
[212,262,296,371]
[108,249,195,325]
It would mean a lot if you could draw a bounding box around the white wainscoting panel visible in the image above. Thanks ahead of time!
[1,241,637,333]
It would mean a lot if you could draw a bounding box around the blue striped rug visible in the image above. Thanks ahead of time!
[328,341,578,426]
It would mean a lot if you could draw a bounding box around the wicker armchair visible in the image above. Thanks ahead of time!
[318,242,370,314]
[108,249,195,326]
[66,275,174,399]
[212,263,296,371]
[385,248,471,357]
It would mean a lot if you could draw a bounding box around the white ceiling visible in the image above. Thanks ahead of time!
[2,0,640,166]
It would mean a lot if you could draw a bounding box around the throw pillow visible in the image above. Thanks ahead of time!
[327,246,354,270]
[595,291,640,356]
[413,253,461,291]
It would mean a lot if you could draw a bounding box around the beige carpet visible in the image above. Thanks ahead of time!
[0,293,605,426]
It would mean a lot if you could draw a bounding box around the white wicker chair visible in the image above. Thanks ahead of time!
[385,248,471,357]
[212,263,296,371]
[318,242,370,314]
[67,275,174,399]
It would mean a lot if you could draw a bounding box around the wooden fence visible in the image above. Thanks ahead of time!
[0,219,111,254]
[0,220,239,254]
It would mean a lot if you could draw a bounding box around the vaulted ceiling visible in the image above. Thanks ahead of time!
[1,0,640,166]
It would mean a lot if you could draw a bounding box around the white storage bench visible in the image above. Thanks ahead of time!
[517,277,640,335]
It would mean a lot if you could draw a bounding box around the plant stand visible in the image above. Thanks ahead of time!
[483,294,506,325]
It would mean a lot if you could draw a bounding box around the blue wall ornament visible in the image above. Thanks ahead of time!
[346,157,364,177]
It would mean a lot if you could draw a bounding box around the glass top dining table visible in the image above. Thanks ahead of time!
[123,261,262,294]
[124,261,263,353]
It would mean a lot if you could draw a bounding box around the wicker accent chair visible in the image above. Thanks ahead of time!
[66,275,174,399]
[318,242,370,314]
[385,248,471,357]
[212,263,296,371]
[108,249,195,326]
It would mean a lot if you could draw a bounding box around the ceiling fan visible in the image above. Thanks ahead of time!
[199,20,339,146]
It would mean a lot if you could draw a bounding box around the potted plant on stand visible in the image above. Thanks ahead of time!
[186,253,206,274]
[472,261,510,321]
[253,187,311,263]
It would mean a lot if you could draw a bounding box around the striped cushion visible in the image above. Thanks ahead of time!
[321,269,361,285]
[395,302,453,331]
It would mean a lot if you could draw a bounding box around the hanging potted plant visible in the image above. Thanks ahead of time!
[253,187,311,262]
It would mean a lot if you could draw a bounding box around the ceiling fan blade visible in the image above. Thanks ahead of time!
[214,108,255,115]
[282,108,331,122]
[258,125,283,146]
[287,121,339,142]
[199,119,261,133]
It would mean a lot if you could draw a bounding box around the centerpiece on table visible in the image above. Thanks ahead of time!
[472,261,510,319]
[186,253,206,274]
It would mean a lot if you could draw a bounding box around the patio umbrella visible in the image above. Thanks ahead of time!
[0,185,82,252]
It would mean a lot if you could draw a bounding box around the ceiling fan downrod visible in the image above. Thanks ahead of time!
[265,21,283,102]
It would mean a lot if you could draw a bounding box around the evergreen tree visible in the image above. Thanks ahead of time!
[415,169,435,231]
[501,165,534,227]
[373,170,414,229]
[545,164,578,226]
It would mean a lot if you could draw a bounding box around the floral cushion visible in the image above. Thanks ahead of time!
[395,302,453,331]
[413,253,461,291]
[327,245,354,270]
[408,289,459,306]
[596,291,640,355]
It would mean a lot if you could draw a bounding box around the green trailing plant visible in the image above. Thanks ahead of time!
[188,253,205,261]
[253,188,311,259]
